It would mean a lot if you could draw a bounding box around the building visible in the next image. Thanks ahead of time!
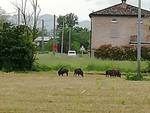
[89,0,150,50]
[34,36,52,46]
[34,36,59,52]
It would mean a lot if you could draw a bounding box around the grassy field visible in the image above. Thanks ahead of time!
[36,53,148,73]
[0,72,150,113]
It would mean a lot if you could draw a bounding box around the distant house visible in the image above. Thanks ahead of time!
[35,36,52,43]
[34,36,60,52]
[89,0,150,50]
[34,36,52,46]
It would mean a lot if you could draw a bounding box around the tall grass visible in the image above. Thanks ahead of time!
[36,53,147,73]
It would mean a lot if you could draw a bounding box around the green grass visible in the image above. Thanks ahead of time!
[0,72,150,113]
[36,53,148,73]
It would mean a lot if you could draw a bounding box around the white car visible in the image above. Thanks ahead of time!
[67,50,77,56]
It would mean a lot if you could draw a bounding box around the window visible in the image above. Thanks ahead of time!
[111,18,118,23]
[111,18,119,38]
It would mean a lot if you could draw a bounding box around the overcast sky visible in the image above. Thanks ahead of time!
[0,0,150,21]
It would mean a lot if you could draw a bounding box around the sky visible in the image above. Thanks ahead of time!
[0,0,150,21]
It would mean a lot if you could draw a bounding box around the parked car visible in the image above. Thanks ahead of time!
[67,50,77,56]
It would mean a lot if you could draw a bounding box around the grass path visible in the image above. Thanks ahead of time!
[0,72,150,113]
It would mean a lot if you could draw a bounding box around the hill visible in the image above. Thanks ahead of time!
[7,14,91,32]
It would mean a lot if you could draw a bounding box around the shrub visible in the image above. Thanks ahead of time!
[95,45,112,59]
[122,45,136,60]
[0,23,36,72]
[125,73,143,81]
[141,47,150,60]
[95,45,150,61]
[32,62,51,72]
[142,62,150,73]
[111,46,124,60]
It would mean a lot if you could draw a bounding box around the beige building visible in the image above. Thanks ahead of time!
[89,0,150,50]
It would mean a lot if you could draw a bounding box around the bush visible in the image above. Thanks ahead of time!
[32,62,51,72]
[141,47,150,60]
[95,45,150,61]
[142,62,150,73]
[0,23,36,72]
[95,45,112,60]
[125,73,143,81]
[111,46,124,60]
[122,46,136,60]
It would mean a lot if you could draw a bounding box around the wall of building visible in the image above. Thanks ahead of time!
[91,16,150,49]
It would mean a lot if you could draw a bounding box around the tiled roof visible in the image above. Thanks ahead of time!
[89,3,150,17]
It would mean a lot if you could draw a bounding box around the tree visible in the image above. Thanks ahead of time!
[57,13,78,52]
[57,13,78,29]
[57,15,66,29]
[65,13,78,50]
[13,0,41,41]
[57,26,90,53]
[0,7,7,29]
[71,27,90,53]
[38,28,49,36]
[65,13,78,28]
[0,23,36,71]
[30,0,41,40]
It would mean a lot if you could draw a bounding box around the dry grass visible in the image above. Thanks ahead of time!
[0,72,150,113]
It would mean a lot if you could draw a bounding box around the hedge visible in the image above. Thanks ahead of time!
[95,45,150,61]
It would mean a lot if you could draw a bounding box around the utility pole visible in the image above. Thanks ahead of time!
[90,17,92,58]
[61,17,65,54]
[68,27,71,51]
[18,8,20,26]
[53,15,56,55]
[137,0,142,79]
[41,19,44,53]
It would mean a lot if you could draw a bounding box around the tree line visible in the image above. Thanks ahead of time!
[0,3,90,71]
[43,13,90,53]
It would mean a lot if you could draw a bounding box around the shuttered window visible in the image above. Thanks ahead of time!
[111,19,119,38]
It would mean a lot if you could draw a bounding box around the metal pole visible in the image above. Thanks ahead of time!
[137,0,142,78]
[90,17,92,58]
[68,27,71,51]
[61,17,65,54]
[41,19,44,53]
[18,8,20,26]
[53,15,56,55]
